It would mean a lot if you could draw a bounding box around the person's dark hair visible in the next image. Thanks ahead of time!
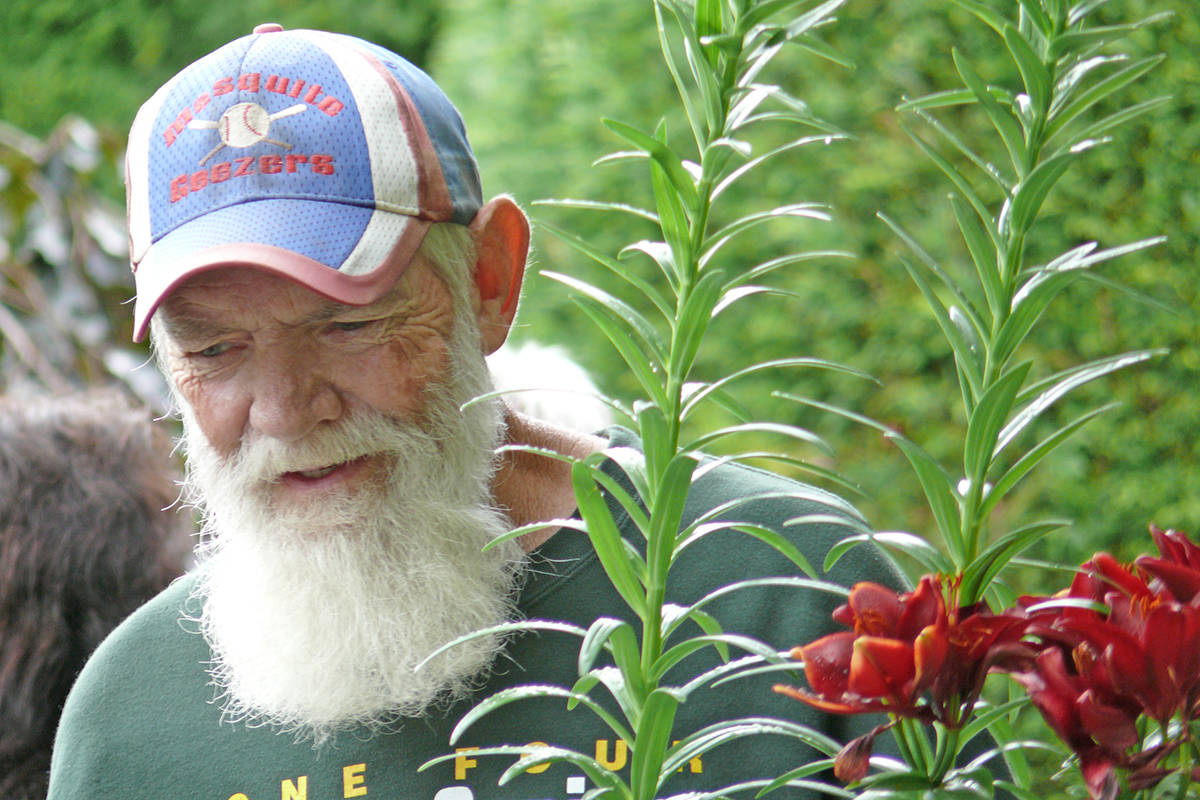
[0,388,192,799]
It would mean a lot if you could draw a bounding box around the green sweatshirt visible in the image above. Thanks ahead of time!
[48,428,903,800]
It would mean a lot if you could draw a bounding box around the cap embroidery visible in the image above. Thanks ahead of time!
[188,102,307,166]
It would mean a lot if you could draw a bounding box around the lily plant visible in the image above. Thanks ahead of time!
[775,0,1178,797]
[423,1,875,799]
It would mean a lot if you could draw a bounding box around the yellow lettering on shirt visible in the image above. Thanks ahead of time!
[595,739,628,770]
[228,795,250,800]
[343,762,367,797]
[454,747,479,780]
[522,742,552,774]
[670,741,702,773]
[282,775,308,800]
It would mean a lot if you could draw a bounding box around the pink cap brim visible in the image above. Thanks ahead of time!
[131,214,430,342]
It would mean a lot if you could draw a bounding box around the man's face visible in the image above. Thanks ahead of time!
[158,255,460,492]
[154,257,524,743]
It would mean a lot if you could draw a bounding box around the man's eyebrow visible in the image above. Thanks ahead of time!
[159,283,410,340]
[157,312,234,343]
[307,286,411,323]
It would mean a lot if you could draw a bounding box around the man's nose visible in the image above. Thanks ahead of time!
[246,347,342,441]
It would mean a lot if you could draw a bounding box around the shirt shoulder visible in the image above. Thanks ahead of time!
[48,572,209,798]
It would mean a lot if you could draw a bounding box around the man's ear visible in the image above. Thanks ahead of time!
[468,195,529,354]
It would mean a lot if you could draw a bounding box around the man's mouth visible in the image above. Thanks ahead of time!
[279,455,372,486]
[295,465,339,479]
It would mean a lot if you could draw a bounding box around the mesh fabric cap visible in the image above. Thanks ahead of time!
[125,24,482,341]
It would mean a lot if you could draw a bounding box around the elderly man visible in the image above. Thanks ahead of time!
[48,25,902,800]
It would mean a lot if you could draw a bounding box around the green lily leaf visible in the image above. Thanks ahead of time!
[416,620,588,674]
[647,454,698,581]
[888,432,964,563]
[603,118,700,213]
[997,349,1164,455]
[674,520,819,576]
[1048,15,1172,61]
[960,519,1070,602]
[630,689,682,800]
[683,357,874,420]
[963,362,1031,482]
[824,530,955,575]
[572,460,649,619]
[953,48,1026,174]
[534,220,675,320]
[948,0,1006,35]
[578,617,637,676]
[686,421,830,457]
[1046,54,1164,140]
[1014,0,1052,40]
[703,203,832,262]
[1002,25,1050,118]
[671,268,726,379]
[449,685,634,745]
[980,402,1118,519]
[667,717,841,778]
[949,193,1005,320]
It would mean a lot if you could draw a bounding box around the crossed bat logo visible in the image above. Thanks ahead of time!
[187,102,307,166]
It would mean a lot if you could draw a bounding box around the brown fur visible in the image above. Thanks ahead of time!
[0,389,192,799]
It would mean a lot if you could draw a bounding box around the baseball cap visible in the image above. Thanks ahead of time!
[125,23,482,341]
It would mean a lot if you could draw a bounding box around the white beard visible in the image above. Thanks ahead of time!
[178,322,524,745]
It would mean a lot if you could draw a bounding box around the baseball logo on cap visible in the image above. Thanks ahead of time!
[188,101,308,165]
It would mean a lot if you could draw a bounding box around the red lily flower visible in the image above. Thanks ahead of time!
[1015,530,1200,797]
[776,576,1032,726]
[1136,524,1200,603]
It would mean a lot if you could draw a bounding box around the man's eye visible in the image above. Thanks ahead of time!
[331,320,373,333]
[195,342,233,358]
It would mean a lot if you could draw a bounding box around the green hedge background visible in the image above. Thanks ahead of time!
[0,0,1195,574]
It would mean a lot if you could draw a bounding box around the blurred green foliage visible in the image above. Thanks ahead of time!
[0,0,1195,571]
[431,0,1198,573]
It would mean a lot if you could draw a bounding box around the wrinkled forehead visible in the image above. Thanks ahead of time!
[157,267,380,338]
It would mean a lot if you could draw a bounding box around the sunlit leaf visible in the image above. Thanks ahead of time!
[631,689,682,800]
[948,0,1006,35]
[996,349,1163,455]
[980,403,1118,518]
[686,421,830,457]
[724,249,854,289]
[1003,25,1050,119]
[960,519,1069,601]
[449,685,634,745]
[963,362,1031,483]
[949,194,1004,321]
[534,220,674,320]
[578,617,636,676]
[1045,54,1164,140]
[671,268,726,379]
[703,204,831,262]
[1048,15,1172,61]
[572,460,649,618]
[824,531,955,575]
[567,297,670,410]
[953,49,1026,174]
[653,0,709,149]
[674,520,819,576]
[534,197,659,224]
[416,620,588,673]
[620,239,683,294]
[667,717,841,778]
[1014,0,1052,40]
[895,131,996,242]
[888,433,964,562]
[604,118,700,212]
[647,454,698,580]
[1059,95,1171,154]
